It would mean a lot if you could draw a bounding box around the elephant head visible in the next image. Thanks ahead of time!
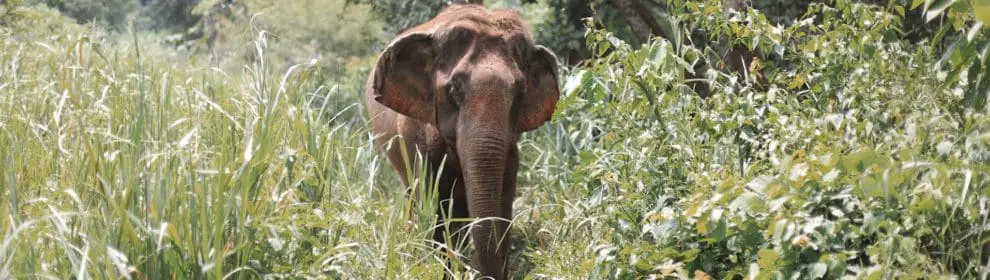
[368,5,560,278]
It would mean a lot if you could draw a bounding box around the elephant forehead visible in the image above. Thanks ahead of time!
[425,7,532,43]
[434,22,529,45]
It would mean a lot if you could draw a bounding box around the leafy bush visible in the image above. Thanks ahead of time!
[350,0,446,37]
[31,0,138,30]
[515,0,990,278]
[1,1,89,36]
[177,0,381,77]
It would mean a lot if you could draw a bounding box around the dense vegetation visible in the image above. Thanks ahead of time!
[1,0,988,279]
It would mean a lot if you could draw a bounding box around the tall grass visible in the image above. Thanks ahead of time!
[0,24,465,278]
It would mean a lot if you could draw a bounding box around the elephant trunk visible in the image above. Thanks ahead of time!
[455,56,520,278]
[458,127,511,278]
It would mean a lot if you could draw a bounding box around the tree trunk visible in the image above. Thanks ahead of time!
[611,0,654,43]
[720,0,765,90]
[628,0,667,40]
[565,0,593,63]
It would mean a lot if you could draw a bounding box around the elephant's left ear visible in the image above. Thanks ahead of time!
[372,32,437,125]
[516,45,560,133]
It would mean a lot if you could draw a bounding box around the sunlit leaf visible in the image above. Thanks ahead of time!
[730,192,767,214]
[926,0,961,22]
[757,249,781,270]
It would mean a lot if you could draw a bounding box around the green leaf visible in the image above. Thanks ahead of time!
[757,249,781,270]
[839,150,880,173]
[943,49,974,89]
[697,212,709,233]
[859,175,884,198]
[563,69,588,97]
[730,192,767,214]
[681,248,701,262]
[746,175,774,193]
[910,196,936,212]
[967,23,984,42]
[926,0,960,22]
[809,262,828,278]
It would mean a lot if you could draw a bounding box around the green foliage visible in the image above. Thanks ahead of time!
[917,0,990,114]
[31,0,138,30]
[0,1,89,37]
[515,0,990,277]
[527,0,594,63]
[247,0,381,66]
[347,0,446,37]
[178,0,382,76]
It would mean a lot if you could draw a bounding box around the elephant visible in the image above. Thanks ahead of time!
[364,4,560,279]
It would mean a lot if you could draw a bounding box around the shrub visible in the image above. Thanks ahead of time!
[515,0,990,277]
[32,0,138,30]
[1,1,89,37]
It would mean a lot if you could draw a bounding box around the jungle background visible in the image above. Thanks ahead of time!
[1,0,989,278]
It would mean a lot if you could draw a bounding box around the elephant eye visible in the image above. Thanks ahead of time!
[447,82,464,107]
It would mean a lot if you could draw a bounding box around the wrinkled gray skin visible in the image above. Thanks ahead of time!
[364,4,560,279]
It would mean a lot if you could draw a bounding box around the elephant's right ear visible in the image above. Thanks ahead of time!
[372,32,437,124]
